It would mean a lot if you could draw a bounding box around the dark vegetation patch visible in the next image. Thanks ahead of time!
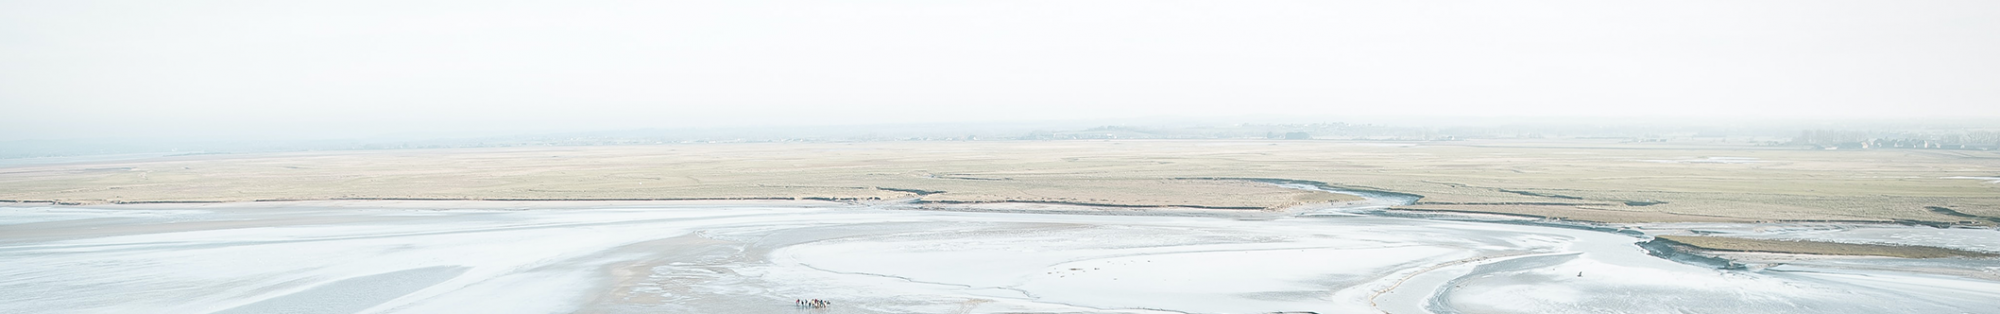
[1496,189,1583,200]
[874,187,945,195]
[1653,235,1998,259]
[1926,206,2000,224]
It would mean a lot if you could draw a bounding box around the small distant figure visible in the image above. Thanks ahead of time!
[1577,272,1583,277]
[796,298,831,309]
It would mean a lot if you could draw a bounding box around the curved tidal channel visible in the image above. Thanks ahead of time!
[2,194,1995,313]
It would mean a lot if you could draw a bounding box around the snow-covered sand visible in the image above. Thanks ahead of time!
[2,201,1996,314]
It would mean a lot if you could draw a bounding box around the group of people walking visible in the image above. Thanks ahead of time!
[796,299,832,309]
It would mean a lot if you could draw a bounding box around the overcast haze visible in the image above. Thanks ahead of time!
[3,0,1998,141]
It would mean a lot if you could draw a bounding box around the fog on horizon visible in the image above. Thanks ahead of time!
[4,0,1998,141]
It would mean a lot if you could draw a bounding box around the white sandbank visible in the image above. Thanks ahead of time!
[1,200,1996,314]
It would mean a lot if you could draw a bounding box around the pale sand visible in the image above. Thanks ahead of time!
[3,200,1996,314]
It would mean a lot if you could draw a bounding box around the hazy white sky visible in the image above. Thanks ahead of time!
[3,0,1997,140]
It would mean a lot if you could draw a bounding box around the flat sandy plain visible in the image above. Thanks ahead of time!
[5,200,1997,314]
[4,139,1997,225]
[4,140,2000,314]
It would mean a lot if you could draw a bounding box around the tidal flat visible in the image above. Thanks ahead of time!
[6,140,2000,225]
[3,199,1995,314]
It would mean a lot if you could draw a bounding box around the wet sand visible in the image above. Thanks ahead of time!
[1,200,1996,314]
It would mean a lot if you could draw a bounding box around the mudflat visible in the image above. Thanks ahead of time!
[4,201,1995,314]
[4,139,1996,225]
